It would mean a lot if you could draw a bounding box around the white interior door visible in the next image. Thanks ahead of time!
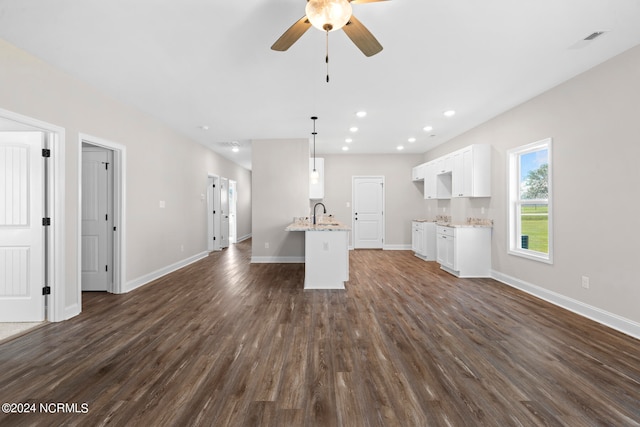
[229,180,237,244]
[0,131,45,321]
[220,177,229,249]
[353,176,384,249]
[81,147,113,291]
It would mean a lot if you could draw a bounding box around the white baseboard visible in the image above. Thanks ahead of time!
[237,233,251,243]
[383,244,412,250]
[491,270,640,340]
[125,251,209,293]
[347,245,411,251]
[250,256,304,263]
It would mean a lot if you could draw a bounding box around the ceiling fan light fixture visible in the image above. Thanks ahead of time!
[305,0,353,32]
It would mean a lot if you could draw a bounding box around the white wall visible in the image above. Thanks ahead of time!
[322,153,426,248]
[0,39,252,318]
[422,44,640,329]
[251,138,309,262]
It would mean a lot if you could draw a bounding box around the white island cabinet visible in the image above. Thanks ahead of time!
[436,225,491,277]
[285,219,350,289]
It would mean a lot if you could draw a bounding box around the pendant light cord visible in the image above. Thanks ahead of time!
[311,116,318,171]
[325,31,330,83]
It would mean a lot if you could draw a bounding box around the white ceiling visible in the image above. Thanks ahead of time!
[1,0,639,170]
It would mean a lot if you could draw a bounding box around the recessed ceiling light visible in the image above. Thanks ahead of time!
[443,110,456,117]
[231,147,239,153]
[342,146,349,151]
[345,138,353,143]
[349,126,358,133]
[397,145,404,151]
[423,125,433,132]
[408,137,416,143]
[356,111,367,118]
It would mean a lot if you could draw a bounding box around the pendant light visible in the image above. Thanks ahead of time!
[310,116,319,184]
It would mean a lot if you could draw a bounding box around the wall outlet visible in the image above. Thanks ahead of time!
[159,200,166,208]
[180,245,184,252]
[265,242,269,249]
[581,276,590,289]
[481,207,485,214]
[346,201,350,208]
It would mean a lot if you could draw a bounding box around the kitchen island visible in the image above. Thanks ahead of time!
[285,219,350,290]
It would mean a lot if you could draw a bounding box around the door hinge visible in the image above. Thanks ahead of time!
[105,265,108,272]
[213,184,216,188]
[105,214,108,221]
[105,162,109,170]
[213,236,216,240]
[42,148,51,158]
[113,226,117,231]
[42,217,51,226]
[42,286,51,295]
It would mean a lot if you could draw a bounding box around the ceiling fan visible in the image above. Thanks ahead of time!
[271,0,389,57]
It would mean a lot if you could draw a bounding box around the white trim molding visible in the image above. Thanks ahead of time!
[383,244,412,251]
[492,270,640,340]
[125,251,209,293]
[237,233,252,243]
[250,256,304,264]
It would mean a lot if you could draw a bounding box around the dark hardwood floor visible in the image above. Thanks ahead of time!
[1,239,639,426]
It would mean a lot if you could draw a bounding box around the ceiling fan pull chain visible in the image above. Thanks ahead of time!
[326,30,330,83]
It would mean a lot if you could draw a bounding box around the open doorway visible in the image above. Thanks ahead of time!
[78,134,125,296]
[207,174,237,250]
[81,143,114,292]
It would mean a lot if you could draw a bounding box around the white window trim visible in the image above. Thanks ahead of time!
[507,138,553,264]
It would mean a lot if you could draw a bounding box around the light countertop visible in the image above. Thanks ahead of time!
[413,218,493,228]
[285,219,351,232]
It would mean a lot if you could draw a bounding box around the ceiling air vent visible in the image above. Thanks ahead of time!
[568,30,609,49]
[219,141,241,147]
[584,31,606,41]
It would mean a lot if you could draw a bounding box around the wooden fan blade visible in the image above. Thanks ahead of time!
[350,0,390,4]
[342,15,383,57]
[271,16,311,51]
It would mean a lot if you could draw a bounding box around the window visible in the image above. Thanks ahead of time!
[508,138,552,263]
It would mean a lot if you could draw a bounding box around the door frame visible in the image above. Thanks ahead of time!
[351,175,385,249]
[0,107,66,321]
[78,133,126,296]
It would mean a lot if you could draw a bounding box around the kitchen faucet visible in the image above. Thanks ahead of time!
[313,202,326,225]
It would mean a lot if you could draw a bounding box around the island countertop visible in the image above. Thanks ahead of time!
[285,219,351,232]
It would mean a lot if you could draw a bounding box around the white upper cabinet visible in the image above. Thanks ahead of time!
[412,163,425,181]
[423,161,437,199]
[415,144,491,199]
[451,144,491,198]
[434,155,453,175]
[310,157,324,200]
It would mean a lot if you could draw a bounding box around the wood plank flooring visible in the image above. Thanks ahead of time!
[0,239,638,426]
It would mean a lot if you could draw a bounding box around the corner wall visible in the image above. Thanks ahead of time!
[251,138,309,262]
[322,153,426,248]
[0,39,252,319]
[423,44,640,333]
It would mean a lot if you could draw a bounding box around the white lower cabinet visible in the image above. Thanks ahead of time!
[412,221,436,261]
[436,226,491,277]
